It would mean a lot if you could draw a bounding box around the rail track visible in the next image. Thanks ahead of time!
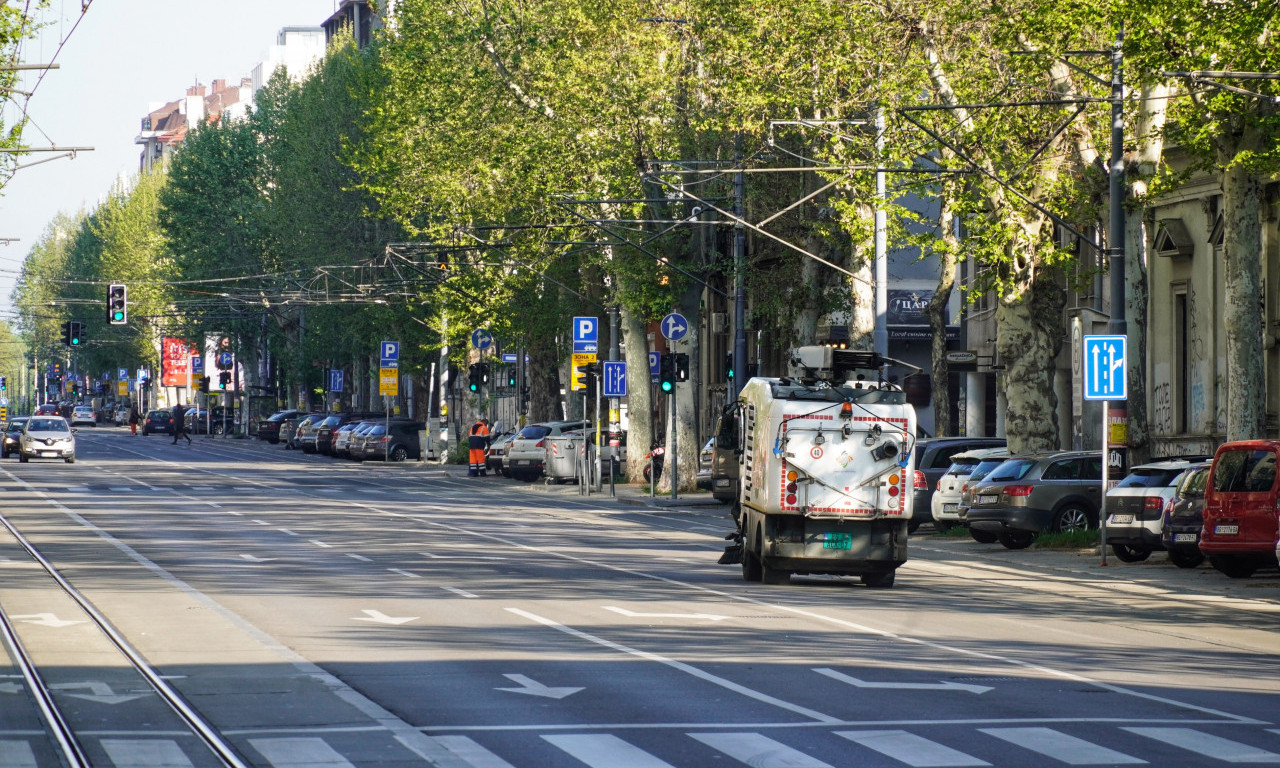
[0,513,249,768]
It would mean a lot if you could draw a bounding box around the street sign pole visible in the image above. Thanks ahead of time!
[1101,399,1110,565]
[1083,334,1127,567]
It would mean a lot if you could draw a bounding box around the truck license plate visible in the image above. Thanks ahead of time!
[1173,533,1198,543]
[1214,525,1239,535]
[824,532,852,550]
[1111,514,1134,524]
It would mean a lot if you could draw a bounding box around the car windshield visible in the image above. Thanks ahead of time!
[987,458,1036,482]
[945,458,983,476]
[517,425,551,440]
[1212,449,1277,493]
[1178,466,1211,498]
[267,412,293,422]
[1115,468,1184,488]
[28,418,69,433]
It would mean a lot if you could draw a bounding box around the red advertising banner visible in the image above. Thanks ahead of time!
[161,337,192,386]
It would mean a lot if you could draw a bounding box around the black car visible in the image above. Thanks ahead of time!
[310,412,382,455]
[257,409,302,444]
[358,419,426,462]
[186,406,236,435]
[1161,462,1212,568]
[1,417,30,458]
[142,409,175,436]
[910,436,1007,533]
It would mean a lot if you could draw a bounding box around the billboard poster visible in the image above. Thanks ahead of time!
[161,337,192,386]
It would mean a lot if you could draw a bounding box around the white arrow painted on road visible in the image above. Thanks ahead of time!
[814,667,992,694]
[496,673,584,699]
[239,554,276,563]
[9,613,85,628]
[0,682,23,694]
[51,682,150,705]
[603,605,730,622]
[352,609,418,626]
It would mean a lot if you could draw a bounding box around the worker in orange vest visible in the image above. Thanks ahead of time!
[468,419,491,476]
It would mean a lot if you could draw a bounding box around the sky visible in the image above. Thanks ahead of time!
[0,0,341,318]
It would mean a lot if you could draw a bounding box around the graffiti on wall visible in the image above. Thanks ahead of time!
[1152,363,1173,436]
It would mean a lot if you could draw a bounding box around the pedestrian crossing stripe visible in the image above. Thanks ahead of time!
[6,725,1280,768]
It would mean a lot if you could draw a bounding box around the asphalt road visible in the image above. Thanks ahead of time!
[1,426,1279,768]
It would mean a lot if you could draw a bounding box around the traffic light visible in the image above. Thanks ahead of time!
[61,321,72,346]
[658,353,675,393]
[479,363,490,385]
[61,321,83,346]
[218,371,231,389]
[0,376,6,391]
[108,283,127,324]
[674,353,690,382]
[507,368,517,388]
[725,352,735,381]
[198,376,211,393]
[582,362,600,393]
[468,364,480,392]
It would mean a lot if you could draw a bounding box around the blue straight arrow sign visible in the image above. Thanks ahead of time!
[602,361,627,398]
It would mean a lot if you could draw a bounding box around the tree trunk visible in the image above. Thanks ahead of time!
[997,268,1065,453]
[1220,140,1265,440]
[925,169,959,437]
[619,303,653,482]
[792,239,821,346]
[848,203,876,350]
[527,337,559,423]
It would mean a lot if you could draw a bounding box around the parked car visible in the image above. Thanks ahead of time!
[696,437,715,489]
[1160,462,1212,569]
[359,420,427,462]
[309,412,381,456]
[185,406,236,435]
[70,405,97,427]
[1200,440,1280,578]
[294,414,329,453]
[965,451,1103,549]
[18,416,76,463]
[282,413,323,450]
[505,420,587,480]
[1,417,30,459]
[1104,457,1211,562]
[486,431,517,475]
[113,405,131,425]
[932,447,1010,532]
[330,422,365,458]
[142,409,175,436]
[346,420,385,461]
[910,437,1007,533]
[257,409,302,444]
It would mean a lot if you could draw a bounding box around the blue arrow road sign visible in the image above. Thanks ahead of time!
[603,361,627,398]
[661,312,689,341]
[573,316,598,344]
[470,329,493,350]
[330,369,344,393]
[1083,335,1127,401]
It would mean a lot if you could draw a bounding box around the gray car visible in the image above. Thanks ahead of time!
[965,451,1103,549]
[19,416,76,463]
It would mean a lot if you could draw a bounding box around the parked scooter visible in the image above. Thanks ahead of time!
[642,443,665,483]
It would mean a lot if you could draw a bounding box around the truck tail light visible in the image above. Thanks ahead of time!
[1004,485,1034,497]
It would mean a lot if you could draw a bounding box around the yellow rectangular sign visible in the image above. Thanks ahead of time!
[118,381,129,396]
[571,352,596,392]
[379,367,399,396]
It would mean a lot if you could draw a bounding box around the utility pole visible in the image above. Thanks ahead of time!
[1101,28,1127,566]
[874,103,889,358]
[732,139,748,396]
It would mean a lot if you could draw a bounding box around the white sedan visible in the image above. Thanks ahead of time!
[19,416,76,463]
[70,406,97,427]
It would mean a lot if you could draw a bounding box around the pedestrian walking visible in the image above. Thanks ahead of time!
[468,419,490,476]
[171,402,191,445]
[128,405,140,436]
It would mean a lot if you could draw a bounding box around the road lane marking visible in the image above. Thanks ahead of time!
[389,568,421,578]
[815,667,992,695]
[353,610,417,625]
[508,608,841,724]
[837,730,990,767]
[441,586,478,598]
[1127,728,1280,762]
[691,732,833,767]
[604,605,729,622]
[543,734,676,768]
[346,553,372,562]
[278,528,299,536]
[980,727,1145,765]
[101,739,195,767]
[431,735,517,768]
[250,737,356,767]
[0,741,37,768]
[310,540,333,548]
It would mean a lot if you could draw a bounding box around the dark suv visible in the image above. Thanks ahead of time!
[257,409,302,444]
[965,451,1103,549]
[910,436,1007,532]
[357,419,426,462]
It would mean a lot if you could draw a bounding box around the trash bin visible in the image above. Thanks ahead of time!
[544,434,582,483]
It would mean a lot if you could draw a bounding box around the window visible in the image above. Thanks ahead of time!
[989,459,1035,482]
[1115,468,1183,488]
[1041,459,1080,481]
[1178,466,1210,498]
[1213,450,1278,493]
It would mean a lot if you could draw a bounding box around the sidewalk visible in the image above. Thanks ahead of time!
[443,466,729,513]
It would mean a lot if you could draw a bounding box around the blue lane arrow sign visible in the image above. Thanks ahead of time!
[602,361,627,398]
[661,312,689,342]
[1083,335,1127,401]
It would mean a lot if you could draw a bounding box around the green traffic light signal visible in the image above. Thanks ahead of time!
[661,380,673,393]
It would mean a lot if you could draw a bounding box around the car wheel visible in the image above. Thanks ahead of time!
[742,531,762,582]
[1110,543,1151,563]
[862,571,895,588]
[0,448,6,459]
[19,452,28,463]
[1168,549,1205,569]
[1210,554,1258,579]
[998,530,1035,549]
[1052,504,1093,533]
[65,456,75,464]
[390,446,408,462]
[212,423,225,436]
[969,528,998,544]
[907,519,921,534]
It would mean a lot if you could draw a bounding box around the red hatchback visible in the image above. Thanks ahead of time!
[1201,440,1280,578]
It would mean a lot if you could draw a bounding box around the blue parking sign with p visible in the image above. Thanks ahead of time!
[573,317,598,343]
[381,341,399,361]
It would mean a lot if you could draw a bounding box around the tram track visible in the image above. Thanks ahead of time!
[0,512,250,768]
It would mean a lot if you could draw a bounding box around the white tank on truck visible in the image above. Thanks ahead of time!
[720,346,917,588]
